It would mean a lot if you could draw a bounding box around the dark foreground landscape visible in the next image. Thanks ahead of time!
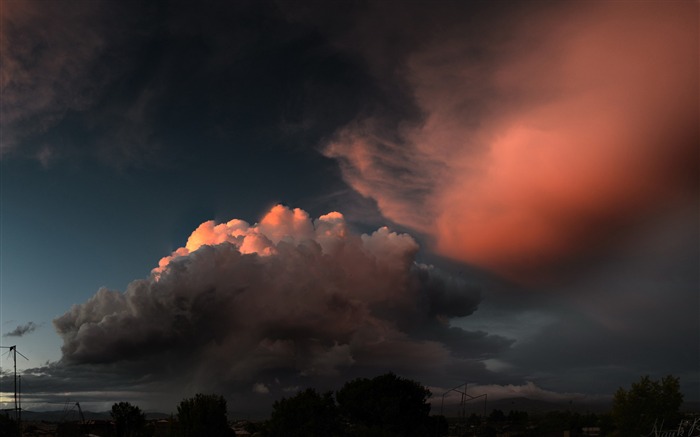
[2,373,698,437]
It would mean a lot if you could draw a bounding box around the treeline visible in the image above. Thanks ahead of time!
[9,373,692,437]
[265,372,438,437]
[252,373,693,437]
[48,393,234,437]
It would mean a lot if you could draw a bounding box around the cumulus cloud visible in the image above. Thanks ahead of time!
[252,382,270,395]
[323,1,698,283]
[54,205,507,397]
[3,321,38,337]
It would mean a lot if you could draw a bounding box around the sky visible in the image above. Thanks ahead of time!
[0,0,698,416]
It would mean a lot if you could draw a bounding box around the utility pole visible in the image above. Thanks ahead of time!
[1,346,28,425]
[18,375,21,425]
[440,382,487,436]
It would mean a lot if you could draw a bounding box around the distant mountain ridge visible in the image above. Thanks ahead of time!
[16,398,699,422]
[17,410,170,422]
[440,396,612,415]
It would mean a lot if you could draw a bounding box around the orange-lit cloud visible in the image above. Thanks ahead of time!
[153,205,410,277]
[325,2,698,283]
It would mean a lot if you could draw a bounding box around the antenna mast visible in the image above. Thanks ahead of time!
[0,345,29,420]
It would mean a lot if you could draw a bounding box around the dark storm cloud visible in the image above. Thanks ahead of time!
[52,206,510,403]
[0,1,380,169]
[1,1,104,153]
[460,209,700,398]
[2,359,185,412]
[3,321,37,337]
[0,1,148,164]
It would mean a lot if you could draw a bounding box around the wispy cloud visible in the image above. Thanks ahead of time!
[4,321,38,337]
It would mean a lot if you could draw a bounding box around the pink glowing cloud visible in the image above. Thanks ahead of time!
[153,205,417,277]
[325,2,698,283]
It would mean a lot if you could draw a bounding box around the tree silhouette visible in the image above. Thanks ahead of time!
[0,413,19,437]
[336,372,432,437]
[177,393,234,437]
[612,375,683,436]
[267,388,340,437]
[110,402,147,437]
